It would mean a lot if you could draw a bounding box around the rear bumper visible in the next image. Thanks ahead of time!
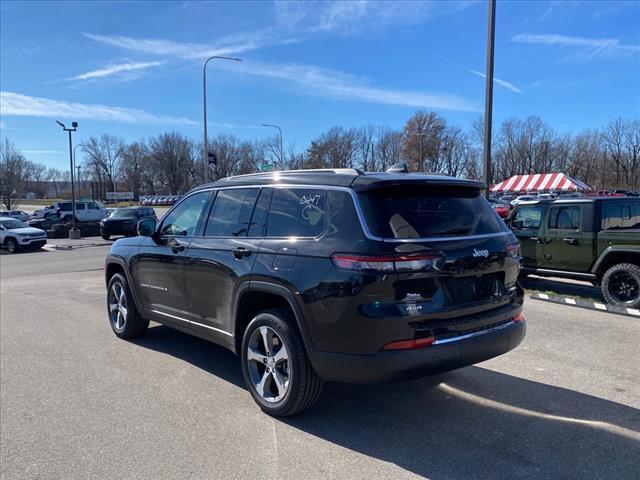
[309,318,525,383]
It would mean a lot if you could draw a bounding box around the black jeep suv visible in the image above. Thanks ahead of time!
[104,169,525,416]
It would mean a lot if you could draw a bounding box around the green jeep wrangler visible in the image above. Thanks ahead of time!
[508,197,640,308]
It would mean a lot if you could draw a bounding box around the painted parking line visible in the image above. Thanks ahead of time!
[529,292,639,318]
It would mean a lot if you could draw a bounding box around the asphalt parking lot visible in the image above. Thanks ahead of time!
[1,247,639,479]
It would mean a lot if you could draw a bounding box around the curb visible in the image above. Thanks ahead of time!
[42,242,111,251]
[530,292,640,318]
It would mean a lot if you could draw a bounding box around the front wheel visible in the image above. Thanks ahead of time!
[241,309,323,417]
[107,273,149,338]
[5,238,18,253]
[601,263,640,308]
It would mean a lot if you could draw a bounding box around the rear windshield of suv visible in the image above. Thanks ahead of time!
[358,185,507,239]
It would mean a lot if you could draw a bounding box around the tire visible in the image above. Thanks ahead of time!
[241,308,323,417]
[101,234,110,241]
[106,273,149,339]
[4,238,18,254]
[601,263,640,308]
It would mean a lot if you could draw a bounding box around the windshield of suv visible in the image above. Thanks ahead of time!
[1,219,27,229]
[358,185,508,239]
[110,208,138,218]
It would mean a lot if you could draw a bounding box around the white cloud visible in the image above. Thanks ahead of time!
[68,61,165,81]
[83,30,299,60]
[0,91,197,126]
[511,33,640,56]
[274,0,470,34]
[468,69,523,94]
[223,61,478,111]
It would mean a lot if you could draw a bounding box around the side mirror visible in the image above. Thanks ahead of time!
[137,218,157,237]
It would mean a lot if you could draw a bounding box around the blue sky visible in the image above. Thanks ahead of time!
[1,0,639,171]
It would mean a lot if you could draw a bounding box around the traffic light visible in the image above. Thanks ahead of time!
[207,151,217,165]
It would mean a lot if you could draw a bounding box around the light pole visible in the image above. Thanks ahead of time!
[482,0,496,197]
[203,55,242,183]
[261,124,284,168]
[75,165,82,200]
[73,143,82,199]
[56,120,79,234]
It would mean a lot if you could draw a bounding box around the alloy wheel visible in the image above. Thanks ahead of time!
[246,326,290,403]
[109,281,128,332]
[609,272,640,304]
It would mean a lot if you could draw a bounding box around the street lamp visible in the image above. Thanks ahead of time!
[203,55,242,184]
[73,143,83,201]
[261,124,284,168]
[56,120,79,235]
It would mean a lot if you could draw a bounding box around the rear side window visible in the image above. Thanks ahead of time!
[548,206,580,230]
[60,203,72,211]
[358,185,506,239]
[266,189,326,237]
[601,202,640,230]
[205,188,259,237]
[76,203,86,210]
[511,206,542,230]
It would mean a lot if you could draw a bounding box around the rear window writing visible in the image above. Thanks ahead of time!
[358,185,507,239]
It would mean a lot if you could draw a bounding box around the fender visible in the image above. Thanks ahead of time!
[591,246,640,274]
[105,254,144,311]
[233,280,316,354]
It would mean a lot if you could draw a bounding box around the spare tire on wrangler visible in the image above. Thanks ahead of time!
[601,263,640,308]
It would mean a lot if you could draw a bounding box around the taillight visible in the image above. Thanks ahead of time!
[331,253,441,272]
[383,336,435,351]
[513,312,524,322]
[506,243,521,258]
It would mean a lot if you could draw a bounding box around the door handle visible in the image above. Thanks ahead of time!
[169,239,185,253]
[233,247,251,259]
[562,238,578,245]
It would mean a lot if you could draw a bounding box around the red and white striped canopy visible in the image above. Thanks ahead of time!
[491,173,592,192]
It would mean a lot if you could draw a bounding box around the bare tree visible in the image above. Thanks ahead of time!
[149,132,196,194]
[121,142,148,199]
[0,138,30,209]
[81,134,124,195]
[402,111,446,172]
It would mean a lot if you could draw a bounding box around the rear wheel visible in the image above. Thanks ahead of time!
[601,263,640,308]
[241,309,323,417]
[107,273,149,338]
[5,238,18,253]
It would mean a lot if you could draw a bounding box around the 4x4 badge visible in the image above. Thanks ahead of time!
[472,248,489,258]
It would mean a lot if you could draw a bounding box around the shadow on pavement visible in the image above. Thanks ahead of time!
[135,325,639,479]
[520,275,604,302]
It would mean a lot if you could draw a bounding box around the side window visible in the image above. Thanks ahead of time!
[602,203,640,230]
[60,203,72,212]
[160,191,210,237]
[76,203,86,210]
[248,188,272,237]
[510,206,542,230]
[549,206,580,230]
[267,188,326,237]
[87,202,98,210]
[204,188,259,237]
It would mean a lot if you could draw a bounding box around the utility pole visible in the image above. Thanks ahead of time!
[482,0,496,196]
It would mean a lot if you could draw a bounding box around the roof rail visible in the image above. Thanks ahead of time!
[227,168,363,180]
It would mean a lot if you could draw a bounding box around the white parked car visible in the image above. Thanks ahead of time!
[31,205,57,219]
[0,217,47,253]
[510,195,537,208]
[55,201,108,223]
[0,210,30,222]
[537,193,558,200]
